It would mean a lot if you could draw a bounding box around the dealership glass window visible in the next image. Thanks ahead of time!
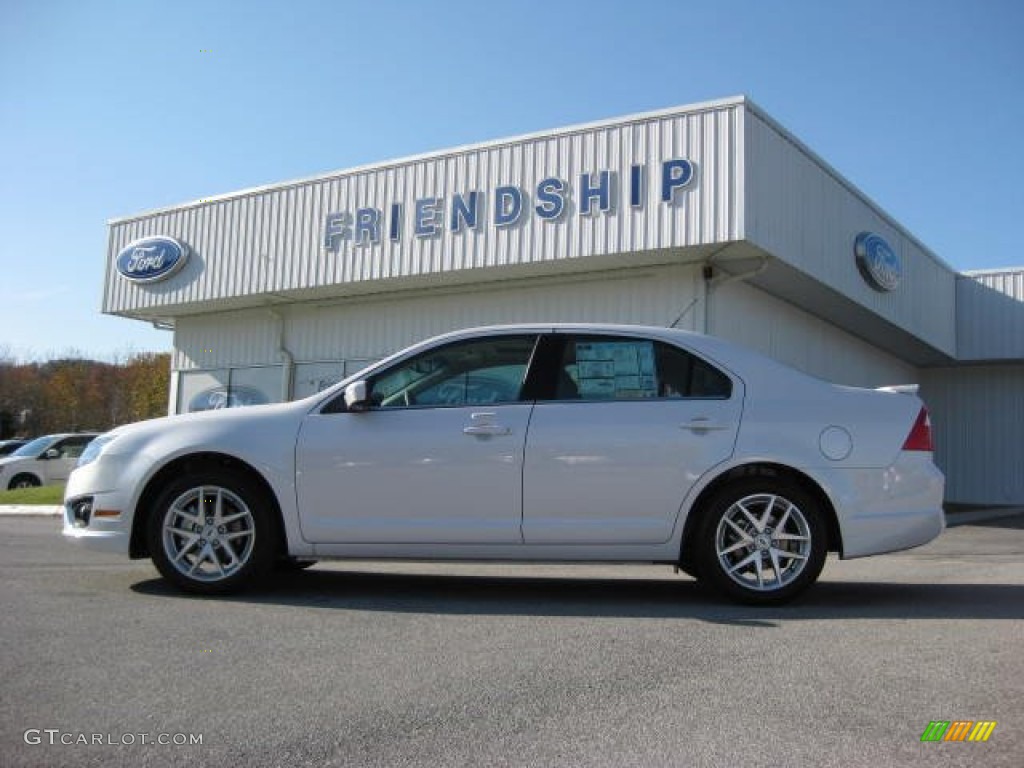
[177,366,281,413]
[344,358,379,377]
[294,362,346,400]
[177,370,229,413]
[293,359,382,400]
[229,366,282,408]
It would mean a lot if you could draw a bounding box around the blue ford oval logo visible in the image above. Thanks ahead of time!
[116,236,190,283]
[854,232,901,292]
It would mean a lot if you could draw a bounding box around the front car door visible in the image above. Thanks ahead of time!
[45,436,95,483]
[522,332,742,544]
[295,333,539,544]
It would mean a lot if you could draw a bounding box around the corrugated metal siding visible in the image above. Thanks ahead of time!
[968,267,1024,300]
[711,281,918,387]
[957,269,1024,360]
[744,109,957,357]
[921,366,1024,504]
[173,264,705,370]
[108,102,743,316]
[172,310,281,370]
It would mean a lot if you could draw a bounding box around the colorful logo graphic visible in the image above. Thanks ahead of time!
[920,720,997,742]
[116,236,190,283]
[854,231,902,292]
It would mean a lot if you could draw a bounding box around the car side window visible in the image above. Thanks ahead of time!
[53,437,92,459]
[656,342,732,398]
[557,338,658,400]
[367,336,538,409]
[552,336,732,401]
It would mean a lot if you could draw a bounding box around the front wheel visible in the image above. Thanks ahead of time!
[695,479,827,605]
[147,470,278,594]
[8,474,41,490]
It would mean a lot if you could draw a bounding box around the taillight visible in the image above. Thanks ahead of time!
[902,407,933,451]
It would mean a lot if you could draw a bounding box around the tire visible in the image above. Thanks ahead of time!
[8,474,41,490]
[695,478,827,605]
[275,557,318,572]
[146,469,278,595]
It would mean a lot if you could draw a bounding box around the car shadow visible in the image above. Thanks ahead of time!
[130,569,1024,625]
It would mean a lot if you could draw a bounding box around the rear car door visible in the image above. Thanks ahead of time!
[522,332,742,544]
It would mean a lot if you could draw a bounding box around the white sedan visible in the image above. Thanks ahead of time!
[1,433,100,489]
[63,324,944,604]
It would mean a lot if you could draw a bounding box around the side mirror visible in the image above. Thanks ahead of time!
[344,380,370,412]
[43,448,60,460]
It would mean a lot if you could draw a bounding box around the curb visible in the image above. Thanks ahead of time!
[944,507,1024,527]
[0,505,63,517]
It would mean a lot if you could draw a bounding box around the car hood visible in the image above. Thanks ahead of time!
[98,399,313,460]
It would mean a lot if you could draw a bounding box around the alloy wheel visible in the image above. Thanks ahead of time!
[714,492,813,592]
[161,485,256,583]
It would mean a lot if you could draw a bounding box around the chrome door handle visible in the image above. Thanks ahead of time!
[681,418,731,432]
[463,412,510,436]
[463,424,511,436]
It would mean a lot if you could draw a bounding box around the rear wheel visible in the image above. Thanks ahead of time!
[8,474,41,490]
[695,479,827,605]
[146,470,277,594]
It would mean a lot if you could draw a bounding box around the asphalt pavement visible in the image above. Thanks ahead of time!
[1,514,1021,768]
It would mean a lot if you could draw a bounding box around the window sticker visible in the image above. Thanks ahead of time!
[573,341,657,399]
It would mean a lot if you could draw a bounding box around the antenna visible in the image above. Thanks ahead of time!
[668,297,700,329]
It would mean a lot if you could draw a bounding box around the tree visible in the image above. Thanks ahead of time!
[0,353,170,437]
[123,353,172,422]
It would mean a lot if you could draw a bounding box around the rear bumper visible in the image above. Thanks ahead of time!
[840,507,945,559]
[835,453,945,559]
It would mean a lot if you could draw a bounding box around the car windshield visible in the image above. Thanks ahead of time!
[11,436,55,457]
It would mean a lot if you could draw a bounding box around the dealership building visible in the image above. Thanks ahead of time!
[101,96,1023,506]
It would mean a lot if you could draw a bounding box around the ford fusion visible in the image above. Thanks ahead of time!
[63,325,944,604]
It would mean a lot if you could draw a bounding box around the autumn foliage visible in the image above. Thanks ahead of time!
[0,353,171,438]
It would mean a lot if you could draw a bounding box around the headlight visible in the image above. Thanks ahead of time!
[77,434,117,468]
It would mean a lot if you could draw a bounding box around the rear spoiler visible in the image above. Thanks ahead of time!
[875,384,920,395]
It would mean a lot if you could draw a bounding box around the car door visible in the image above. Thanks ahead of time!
[45,436,95,483]
[295,334,539,544]
[522,333,742,544]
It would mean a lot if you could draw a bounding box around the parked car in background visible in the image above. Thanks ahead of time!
[0,439,29,457]
[1,433,100,489]
[62,324,944,604]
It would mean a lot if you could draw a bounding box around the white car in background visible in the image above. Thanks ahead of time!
[1,433,100,489]
[62,325,944,604]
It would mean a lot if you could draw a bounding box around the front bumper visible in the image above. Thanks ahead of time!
[61,461,133,555]
[62,515,130,553]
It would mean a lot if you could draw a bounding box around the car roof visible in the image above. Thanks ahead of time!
[37,432,101,441]
[418,323,834,394]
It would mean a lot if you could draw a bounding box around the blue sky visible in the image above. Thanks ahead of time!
[1,0,1022,360]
